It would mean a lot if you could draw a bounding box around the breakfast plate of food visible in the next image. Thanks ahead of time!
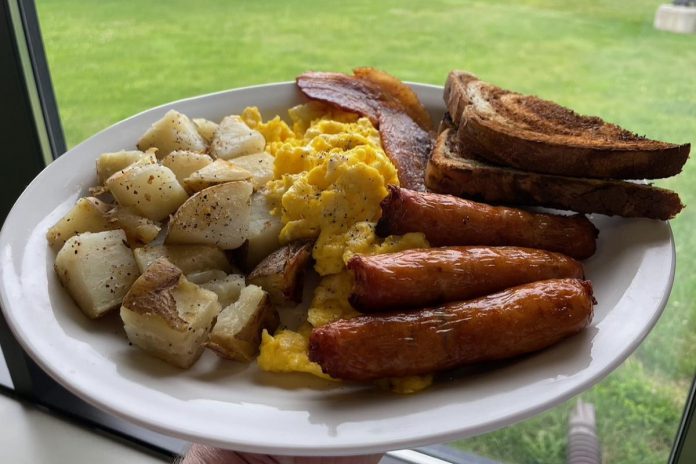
[0,68,687,455]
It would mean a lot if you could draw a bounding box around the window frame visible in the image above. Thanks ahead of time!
[1,1,693,462]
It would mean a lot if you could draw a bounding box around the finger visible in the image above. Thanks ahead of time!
[277,454,384,464]
[180,445,383,464]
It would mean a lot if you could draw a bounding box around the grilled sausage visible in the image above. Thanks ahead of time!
[376,186,598,259]
[309,279,594,381]
[347,246,584,312]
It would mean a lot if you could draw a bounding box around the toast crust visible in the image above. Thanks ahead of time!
[426,127,684,220]
[445,71,690,179]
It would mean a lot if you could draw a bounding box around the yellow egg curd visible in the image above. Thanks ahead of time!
[243,104,432,393]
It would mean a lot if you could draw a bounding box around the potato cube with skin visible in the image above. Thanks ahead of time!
[161,151,213,189]
[133,244,232,274]
[230,152,274,190]
[209,115,265,160]
[183,159,252,193]
[54,230,139,319]
[106,156,188,221]
[121,258,221,369]
[247,241,313,305]
[237,190,282,270]
[167,181,252,250]
[46,197,115,251]
[200,274,246,308]
[96,150,146,184]
[206,285,279,362]
[193,118,219,144]
[137,110,208,158]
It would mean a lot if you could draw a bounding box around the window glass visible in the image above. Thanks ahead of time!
[36,1,696,462]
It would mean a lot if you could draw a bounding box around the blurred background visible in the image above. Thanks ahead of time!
[33,1,696,462]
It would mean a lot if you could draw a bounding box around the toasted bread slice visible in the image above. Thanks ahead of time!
[445,71,689,179]
[426,124,684,220]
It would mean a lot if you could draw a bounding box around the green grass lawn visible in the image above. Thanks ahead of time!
[36,0,696,462]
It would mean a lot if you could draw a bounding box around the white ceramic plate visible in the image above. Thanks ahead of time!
[0,82,675,456]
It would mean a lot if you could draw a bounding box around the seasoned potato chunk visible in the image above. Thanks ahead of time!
[209,115,265,160]
[106,155,188,221]
[55,230,139,318]
[185,270,245,307]
[186,269,228,285]
[247,241,313,305]
[200,274,246,308]
[137,110,208,158]
[237,191,282,271]
[46,197,114,251]
[230,152,274,190]
[167,181,252,250]
[96,150,146,184]
[133,244,232,274]
[183,159,252,193]
[105,206,161,246]
[121,258,221,368]
[206,285,279,362]
[161,150,213,188]
[193,118,219,143]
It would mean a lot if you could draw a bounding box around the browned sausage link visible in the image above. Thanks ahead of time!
[309,278,594,381]
[375,186,598,259]
[347,246,584,312]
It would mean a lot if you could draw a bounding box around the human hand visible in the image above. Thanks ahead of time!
[179,444,383,464]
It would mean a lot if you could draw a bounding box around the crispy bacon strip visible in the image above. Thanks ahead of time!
[297,71,382,123]
[377,107,433,193]
[376,186,598,259]
[296,69,434,191]
[347,246,584,312]
[354,67,432,130]
[309,279,594,381]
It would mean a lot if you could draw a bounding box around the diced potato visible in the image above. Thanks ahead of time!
[121,258,220,369]
[209,115,265,160]
[237,191,282,271]
[55,230,139,318]
[230,152,274,190]
[96,150,146,184]
[106,155,188,221]
[161,150,213,188]
[193,118,218,143]
[247,241,313,305]
[167,181,252,250]
[46,197,114,251]
[137,109,208,158]
[184,270,246,308]
[133,244,232,274]
[186,269,228,285]
[206,285,279,362]
[200,274,245,308]
[183,159,252,193]
[105,206,161,246]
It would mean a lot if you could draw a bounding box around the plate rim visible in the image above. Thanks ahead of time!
[0,81,676,456]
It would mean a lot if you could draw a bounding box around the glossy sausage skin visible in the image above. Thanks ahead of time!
[376,186,598,259]
[309,279,594,381]
[347,246,584,312]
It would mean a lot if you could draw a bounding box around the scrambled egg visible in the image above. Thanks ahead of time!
[256,323,330,379]
[242,104,431,393]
